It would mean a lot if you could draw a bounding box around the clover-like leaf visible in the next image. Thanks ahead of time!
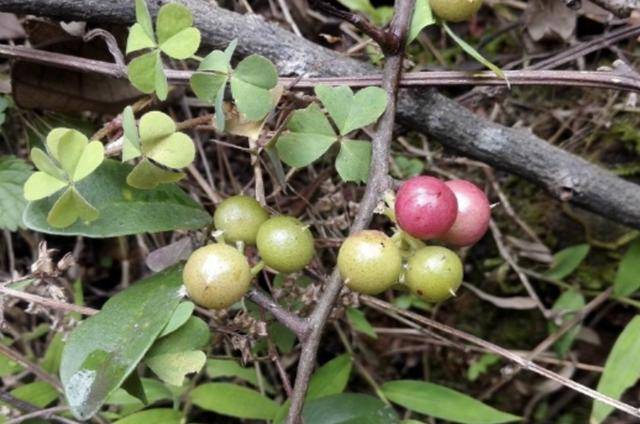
[276,103,338,168]
[127,158,185,190]
[30,148,65,180]
[43,128,105,183]
[47,187,99,228]
[230,54,279,121]
[127,51,160,95]
[156,3,201,60]
[126,23,156,55]
[139,111,195,169]
[315,85,388,135]
[122,106,142,162]
[134,0,154,43]
[23,172,67,201]
[335,139,371,183]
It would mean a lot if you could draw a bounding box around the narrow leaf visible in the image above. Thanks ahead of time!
[307,354,353,400]
[346,307,377,338]
[544,244,590,280]
[407,0,434,44]
[134,0,154,41]
[190,383,280,420]
[613,238,640,296]
[113,408,181,424]
[303,393,399,424]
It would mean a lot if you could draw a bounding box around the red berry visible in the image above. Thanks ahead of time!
[441,180,491,247]
[395,176,458,240]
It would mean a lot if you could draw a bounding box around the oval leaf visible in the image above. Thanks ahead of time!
[544,244,590,280]
[113,408,181,424]
[382,380,520,424]
[613,238,640,297]
[303,393,399,424]
[60,266,184,419]
[190,383,280,420]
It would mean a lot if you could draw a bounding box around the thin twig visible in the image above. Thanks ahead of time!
[0,285,98,316]
[247,288,308,339]
[361,295,640,420]
[0,344,63,392]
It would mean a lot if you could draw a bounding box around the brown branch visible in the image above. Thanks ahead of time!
[284,1,415,422]
[0,285,98,316]
[0,344,63,392]
[246,288,308,339]
[588,0,638,18]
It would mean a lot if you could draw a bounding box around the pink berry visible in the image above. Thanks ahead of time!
[395,176,458,240]
[441,180,491,247]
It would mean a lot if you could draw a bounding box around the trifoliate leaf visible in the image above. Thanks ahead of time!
[126,23,156,55]
[276,103,338,168]
[30,148,65,180]
[127,158,185,190]
[139,110,175,142]
[122,106,142,162]
[315,85,387,135]
[0,156,32,231]
[23,172,67,201]
[127,51,159,95]
[190,72,228,104]
[45,127,72,160]
[138,112,195,169]
[47,187,98,228]
[57,129,89,176]
[335,139,371,183]
[230,54,278,121]
[134,0,154,42]
[200,50,231,73]
[154,53,169,101]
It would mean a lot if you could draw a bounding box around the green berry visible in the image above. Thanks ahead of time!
[338,230,402,295]
[256,216,315,273]
[214,195,269,245]
[183,243,252,310]
[405,246,463,303]
[430,0,483,22]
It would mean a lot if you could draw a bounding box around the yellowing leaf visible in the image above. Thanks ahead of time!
[47,187,98,228]
[139,111,175,142]
[30,147,65,180]
[57,129,89,176]
[73,141,105,182]
[146,350,206,386]
[23,171,67,201]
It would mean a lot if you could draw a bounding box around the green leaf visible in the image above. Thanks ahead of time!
[315,85,387,135]
[336,139,371,183]
[41,333,65,375]
[190,72,228,104]
[121,372,147,405]
[276,104,337,168]
[59,267,184,420]
[408,0,434,44]
[270,322,296,354]
[106,378,172,407]
[154,52,168,101]
[47,187,99,228]
[303,393,399,424]
[382,380,520,424]
[393,156,424,179]
[126,23,156,55]
[24,160,210,237]
[0,156,32,230]
[190,383,280,420]
[113,408,181,424]
[206,359,261,387]
[134,0,154,42]
[336,0,393,26]
[147,317,210,357]
[159,27,201,60]
[614,238,640,296]
[126,159,185,190]
[159,301,194,337]
[138,111,195,169]
[549,290,585,358]
[307,354,353,400]
[466,354,500,382]
[442,22,506,82]
[591,316,640,423]
[346,307,377,339]
[230,54,278,121]
[156,3,193,45]
[10,381,58,408]
[30,147,65,180]
[0,351,23,377]
[127,51,159,95]
[544,244,590,280]
[122,106,141,162]
[73,141,105,182]
[146,350,206,386]
[55,129,89,175]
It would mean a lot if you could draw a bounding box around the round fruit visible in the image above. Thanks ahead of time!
[256,216,315,273]
[338,230,402,295]
[430,0,483,22]
[214,195,269,245]
[183,243,252,310]
[441,180,491,247]
[405,246,463,303]
[395,176,458,240]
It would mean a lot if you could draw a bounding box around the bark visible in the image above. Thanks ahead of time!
[1,0,640,228]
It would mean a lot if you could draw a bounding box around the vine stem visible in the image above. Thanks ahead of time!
[284,1,415,422]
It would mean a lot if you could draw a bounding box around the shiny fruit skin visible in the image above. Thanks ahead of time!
[441,180,491,247]
[338,230,402,295]
[214,195,269,245]
[405,246,463,303]
[183,243,252,310]
[256,216,315,273]
[430,0,483,22]
[395,176,458,240]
